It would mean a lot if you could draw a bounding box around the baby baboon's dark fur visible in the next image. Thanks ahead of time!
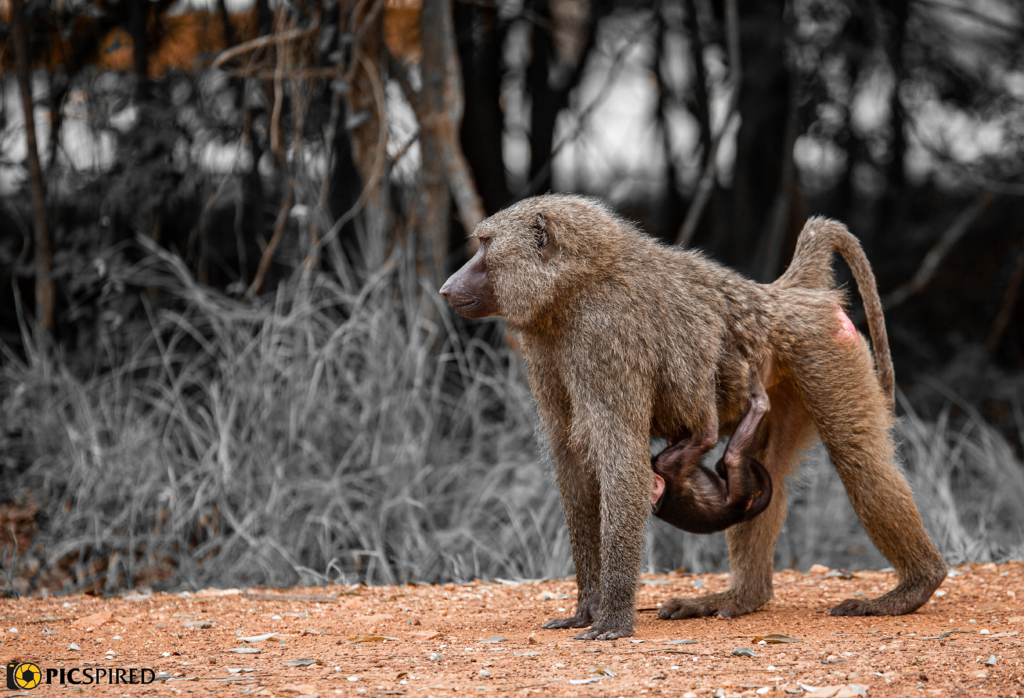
[440,195,947,641]
[651,365,773,534]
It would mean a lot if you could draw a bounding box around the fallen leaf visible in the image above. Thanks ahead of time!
[359,613,395,624]
[72,611,113,628]
[569,678,599,685]
[227,648,262,654]
[396,672,408,680]
[346,635,398,644]
[527,635,541,645]
[197,588,241,597]
[283,658,317,667]
[478,636,507,643]
[68,643,82,651]
[986,655,997,666]
[181,620,212,629]
[590,666,616,677]
[407,631,442,642]
[238,632,278,643]
[663,639,698,645]
[808,564,830,575]
[753,634,803,644]
[732,648,760,657]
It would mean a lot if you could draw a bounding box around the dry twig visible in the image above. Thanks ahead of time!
[988,243,1024,351]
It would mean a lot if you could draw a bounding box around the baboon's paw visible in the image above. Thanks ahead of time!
[573,624,633,641]
[658,592,765,620]
[830,598,880,616]
[542,615,593,630]
[832,569,946,616]
[656,596,719,620]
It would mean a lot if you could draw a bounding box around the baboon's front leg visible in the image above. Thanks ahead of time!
[573,425,651,641]
[541,430,602,630]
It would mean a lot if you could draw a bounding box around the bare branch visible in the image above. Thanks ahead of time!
[988,242,1024,351]
[250,192,294,295]
[881,192,993,311]
[212,25,319,69]
[11,0,55,339]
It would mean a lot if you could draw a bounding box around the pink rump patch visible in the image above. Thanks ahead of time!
[834,305,858,344]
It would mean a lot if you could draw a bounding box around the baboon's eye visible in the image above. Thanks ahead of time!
[532,213,549,251]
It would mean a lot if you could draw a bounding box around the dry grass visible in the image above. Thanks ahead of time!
[1,245,1022,595]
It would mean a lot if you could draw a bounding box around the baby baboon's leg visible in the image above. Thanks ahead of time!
[658,380,808,619]
[793,337,947,615]
[716,370,772,521]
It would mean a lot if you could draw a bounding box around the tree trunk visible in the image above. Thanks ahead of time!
[420,0,457,281]
[455,2,510,216]
[11,0,55,339]
[527,0,562,195]
[130,0,149,98]
[719,0,789,273]
[346,0,388,268]
[656,6,686,241]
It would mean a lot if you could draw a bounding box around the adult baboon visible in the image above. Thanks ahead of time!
[440,194,946,641]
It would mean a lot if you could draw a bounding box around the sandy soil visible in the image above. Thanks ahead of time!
[1,561,1022,697]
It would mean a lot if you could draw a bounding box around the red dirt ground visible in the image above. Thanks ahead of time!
[1,561,1022,697]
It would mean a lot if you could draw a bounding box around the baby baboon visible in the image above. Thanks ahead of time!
[440,195,946,640]
[651,366,773,534]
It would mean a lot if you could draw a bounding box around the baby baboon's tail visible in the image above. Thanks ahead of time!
[776,216,894,412]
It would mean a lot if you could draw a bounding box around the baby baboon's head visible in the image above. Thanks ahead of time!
[440,194,627,328]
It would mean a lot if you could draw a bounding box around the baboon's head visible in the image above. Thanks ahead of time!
[440,195,625,328]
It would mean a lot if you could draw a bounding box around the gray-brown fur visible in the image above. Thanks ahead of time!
[440,195,947,640]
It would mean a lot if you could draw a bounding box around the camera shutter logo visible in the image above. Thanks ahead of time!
[6,661,43,690]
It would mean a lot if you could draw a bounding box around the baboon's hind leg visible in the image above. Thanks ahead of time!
[793,338,947,616]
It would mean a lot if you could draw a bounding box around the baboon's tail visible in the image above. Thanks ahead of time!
[776,216,895,412]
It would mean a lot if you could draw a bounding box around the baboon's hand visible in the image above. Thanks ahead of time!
[573,624,633,641]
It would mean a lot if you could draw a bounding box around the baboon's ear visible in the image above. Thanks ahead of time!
[532,212,550,254]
